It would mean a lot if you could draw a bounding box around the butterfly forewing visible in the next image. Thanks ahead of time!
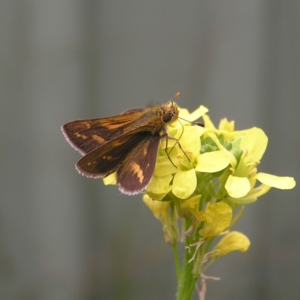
[62,109,146,155]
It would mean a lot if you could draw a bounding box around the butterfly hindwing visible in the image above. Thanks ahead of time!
[117,135,161,194]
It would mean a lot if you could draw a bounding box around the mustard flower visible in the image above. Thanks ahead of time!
[201,116,296,204]
[143,194,178,244]
[102,102,295,300]
[199,202,232,239]
[146,105,231,200]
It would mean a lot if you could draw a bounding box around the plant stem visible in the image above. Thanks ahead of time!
[175,219,200,300]
[172,243,181,282]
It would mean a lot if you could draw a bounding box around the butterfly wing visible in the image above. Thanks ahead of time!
[61,109,145,155]
[75,132,149,176]
[117,135,161,194]
[75,131,161,194]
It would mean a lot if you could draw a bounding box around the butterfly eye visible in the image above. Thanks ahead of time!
[162,112,173,123]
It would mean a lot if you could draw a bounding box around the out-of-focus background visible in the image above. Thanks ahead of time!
[1,1,299,299]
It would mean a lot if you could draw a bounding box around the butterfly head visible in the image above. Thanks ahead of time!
[161,102,179,124]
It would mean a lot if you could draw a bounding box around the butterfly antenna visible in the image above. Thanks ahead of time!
[174,91,181,98]
[168,92,181,105]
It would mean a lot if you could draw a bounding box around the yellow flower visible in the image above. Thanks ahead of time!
[147,105,231,200]
[224,127,267,198]
[143,194,171,223]
[218,118,235,132]
[199,202,232,239]
[212,231,250,257]
[98,102,296,299]
[178,194,202,221]
[199,121,295,203]
[104,104,295,209]
[170,126,203,199]
[146,106,204,200]
[223,127,296,203]
[143,195,178,244]
[140,105,295,297]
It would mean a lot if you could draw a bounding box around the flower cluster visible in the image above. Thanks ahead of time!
[104,103,295,299]
[142,104,295,299]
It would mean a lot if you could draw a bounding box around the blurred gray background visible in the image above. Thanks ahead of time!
[1,1,299,300]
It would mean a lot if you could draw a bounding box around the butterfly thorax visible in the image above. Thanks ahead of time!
[140,103,179,135]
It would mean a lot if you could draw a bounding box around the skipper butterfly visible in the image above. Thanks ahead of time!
[62,93,181,195]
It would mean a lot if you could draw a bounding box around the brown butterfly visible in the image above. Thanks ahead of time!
[61,93,181,195]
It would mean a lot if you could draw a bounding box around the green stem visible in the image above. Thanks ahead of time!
[172,243,181,282]
[175,219,200,300]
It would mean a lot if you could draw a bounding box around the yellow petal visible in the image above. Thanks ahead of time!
[178,105,209,122]
[180,195,201,211]
[143,195,171,222]
[218,118,235,131]
[163,125,202,158]
[246,183,271,198]
[103,173,117,185]
[172,169,197,199]
[179,195,203,220]
[153,156,177,177]
[143,195,179,244]
[200,202,232,238]
[256,172,296,189]
[205,133,237,168]
[179,126,203,155]
[202,114,216,129]
[225,175,251,198]
[147,175,173,194]
[212,231,250,257]
[240,127,268,161]
[196,151,230,173]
